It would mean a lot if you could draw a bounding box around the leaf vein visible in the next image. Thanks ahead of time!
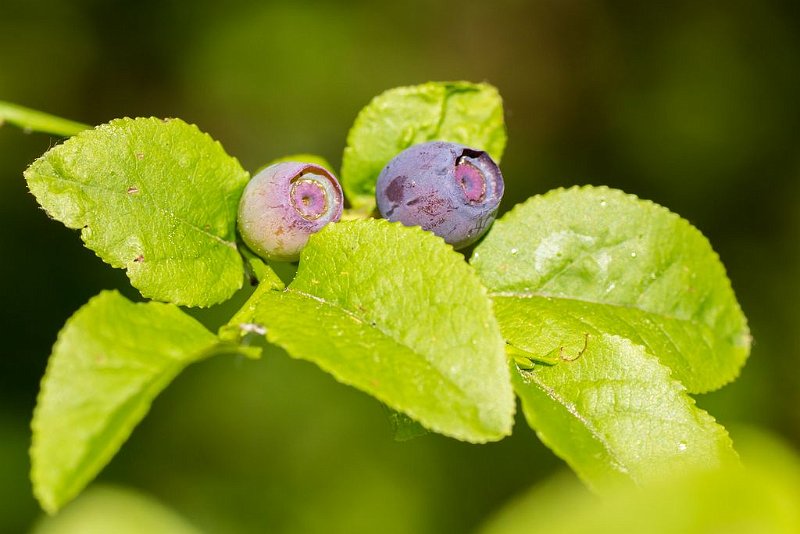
[284,288,476,404]
[522,369,629,474]
[44,172,236,250]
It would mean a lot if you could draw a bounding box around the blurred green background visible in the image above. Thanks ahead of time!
[2,0,799,532]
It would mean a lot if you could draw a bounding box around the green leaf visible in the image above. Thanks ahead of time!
[227,219,515,443]
[509,330,737,490]
[472,187,746,488]
[479,430,800,534]
[30,290,239,514]
[0,100,89,137]
[472,186,750,393]
[341,81,507,211]
[25,117,250,307]
[32,485,201,534]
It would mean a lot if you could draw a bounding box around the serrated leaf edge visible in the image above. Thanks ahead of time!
[476,185,751,392]
[233,219,516,443]
[23,117,249,307]
[514,334,738,491]
[29,290,225,513]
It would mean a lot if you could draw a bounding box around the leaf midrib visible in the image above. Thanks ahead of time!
[281,287,482,410]
[489,289,701,327]
[31,164,237,251]
[517,369,629,478]
[489,290,716,377]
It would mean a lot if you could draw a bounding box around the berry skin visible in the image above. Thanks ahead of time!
[238,162,343,262]
[375,141,504,249]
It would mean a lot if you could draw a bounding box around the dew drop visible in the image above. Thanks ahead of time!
[599,199,607,207]
[630,252,637,258]
[677,441,688,452]
[510,248,518,255]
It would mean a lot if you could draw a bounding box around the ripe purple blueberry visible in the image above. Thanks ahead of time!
[376,141,504,249]
[238,162,343,262]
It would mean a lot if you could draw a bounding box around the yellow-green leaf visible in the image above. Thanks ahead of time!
[25,118,251,307]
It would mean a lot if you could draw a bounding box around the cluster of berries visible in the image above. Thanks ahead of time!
[238,141,505,262]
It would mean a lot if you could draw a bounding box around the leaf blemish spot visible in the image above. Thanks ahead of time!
[127,186,139,195]
[133,255,144,263]
[135,152,144,160]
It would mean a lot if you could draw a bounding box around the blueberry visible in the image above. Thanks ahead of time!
[238,162,343,262]
[375,141,504,249]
